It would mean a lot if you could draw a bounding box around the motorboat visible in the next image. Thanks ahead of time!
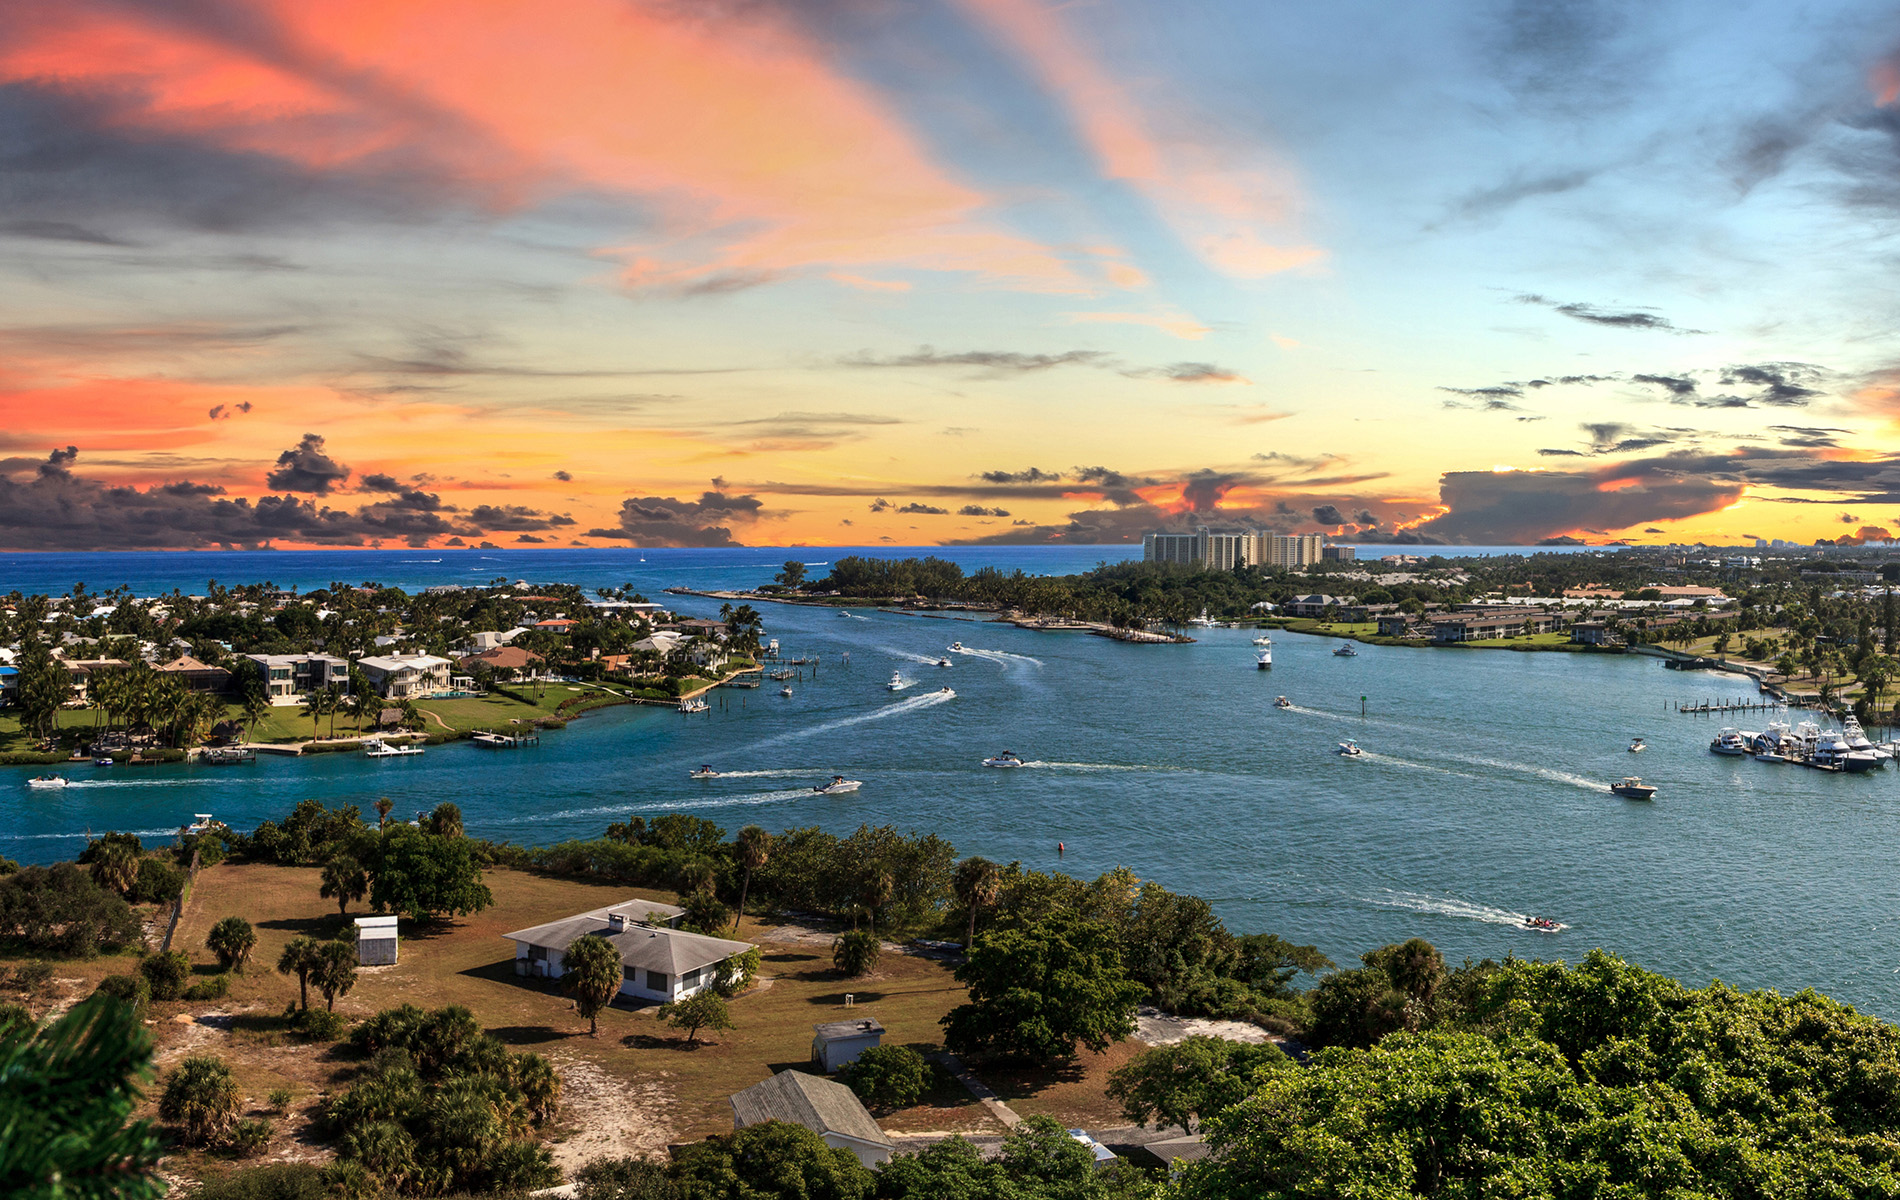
[813,776,862,794]
[1252,635,1274,647]
[1333,644,1358,657]
[26,775,68,789]
[1187,608,1217,628]
[1256,651,1273,670]
[1522,916,1568,932]
[779,686,794,698]
[1610,777,1656,800]
[949,641,964,652]
[982,751,1025,768]
[887,671,907,691]
[938,686,956,697]
[1844,715,1890,762]
[1811,728,1856,771]
[1709,728,1748,756]
[680,698,710,713]
[688,765,720,779]
[936,657,953,668]
[1627,737,1645,753]
[1337,739,1363,757]
[838,610,854,618]
[185,814,217,835]
[93,756,113,767]
[1274,696,1292,708]
[363,738,424,758]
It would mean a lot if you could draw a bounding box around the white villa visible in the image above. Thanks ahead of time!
[503,899,754,1004]
[355,653,454,699]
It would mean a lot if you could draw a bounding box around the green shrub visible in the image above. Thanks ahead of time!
[832,930,880,977]
[290,1006,347,1041]
[837,1044,928,1112]
[0,1002,35,1035]
[225,1117,274,1157]
[268,1088,293,1112]
[129,856,188,905]
[94,973,151,1013]
[193,1164,328,1200]
[0,862,142,956]
[10,960,54,993]
[574,1155,682,1200]
[140,951,192,1001]
[184,973,232,1002]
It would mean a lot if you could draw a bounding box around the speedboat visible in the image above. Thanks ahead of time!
[1256,651,1272,670]
[1709,728,1748,756]
[1610,777,1656,799]
[813,776,861,794]
[1627,737,1645,753]
[688,765,720,779]
[1337,739,1363,757]
[26,775,68,789]
[1274,696,1292,708]
[983,751,1025,768]
[1333,644,1358,657]
[838,610,853,618]
[938,686,956,697]
[779,686,794,697]
[93,756,113,767]
[1252,635,1273,647]
[363,738,424,758]
[1522,916,1568,932]
[1844,715,1890,763]
[186,814,217,835]
[949,642,964,652]
[887,671,907,691]
[936,657,953,668]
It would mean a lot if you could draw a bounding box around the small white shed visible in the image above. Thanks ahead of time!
[355,915,399,965]
[811,1016,884,1073]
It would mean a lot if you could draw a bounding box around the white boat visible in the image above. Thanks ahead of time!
[1844,715,1890,762]
[1274,696,1292,708]
[1252,635,1274,647]
[1187,608,1217,628]
[1628,737,1645,753]
[938,686,956,697]
[1709,728,1748,756]
[363,738,424,758]
[1610,777,1656,799]
[26,775,68,789]
[983,751,1025,768]
[186,813,217,834]
[887,671,907,691]
[1811,728,1856,770]
[1523,917,1568,932]
[838,610,854,618]
[1333,644,1358,657]
[680,698,710,713]
[688,765,720,779]
[779,686,794,697]
[812,776,862,794]
[1255,651,1272,670]
[936,657,953,668]
[1337,739,1363,757]
[949,642,964,652]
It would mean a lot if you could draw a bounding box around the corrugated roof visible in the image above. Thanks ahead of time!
[729,1071,892,1147]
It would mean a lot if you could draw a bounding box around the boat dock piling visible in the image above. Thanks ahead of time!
[1675,699,1780,714]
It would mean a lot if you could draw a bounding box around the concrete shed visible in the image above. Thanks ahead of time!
[355,915,399,965]
[811,1016,884,1073]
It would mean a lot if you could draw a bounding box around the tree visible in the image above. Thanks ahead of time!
[1107,1035,1287,1134]
[952,856,1001,950]
[206,915,257,973]
[159,1054,240,1146]
[277,937,322,1011]
[658,990,733,1047]
[139,951,191,1002]
[424,802,464,839]
[731,824,771,933]
[84,835,142,897]
[678,890,729,935]
[560,934,624,1038]
[943,913,1144,1063]
[833,930,881,977]
[672,1120,872,1200]
[574,1156,682,1200]
[311,940,359,1011]
[320,854,369,916]
[16,646,71,741]
[0,993,165,1199]
[775,560,808,588]
[368,826,493,921]
[837,1044,928,1113]
[374,797,394,828]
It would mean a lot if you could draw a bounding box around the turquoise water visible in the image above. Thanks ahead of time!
[7,591,1893,1015]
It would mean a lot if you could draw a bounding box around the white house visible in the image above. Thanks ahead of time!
[811,1017,884,1073]
[465,628,529,653]
[502,899,751,1004]
[355,653,453,699]
[729,1071,895,1167]
[240,653,350,702]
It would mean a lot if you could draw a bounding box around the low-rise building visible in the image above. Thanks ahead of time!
[811,1017,885,1073]
[241,653,350,701]
[729,1071,895,1167]
[503,899,746,1004]
[157,655,232,693]
[1285,594,1352,618]
[1430,610,1561,643]
[456,646,544,680]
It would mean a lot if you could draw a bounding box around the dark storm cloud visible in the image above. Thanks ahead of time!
[265,433,350,493]
[464,504,573,530]
[1312,505,1347,526]
[1516,293,1699,332]
[897,503,949,515]
[584,490,765,548]
[979,467,1061,484]
[552,470,573,482]
[1720,362,1826,406]
[516,534,545,543]
[958,505,1011,517]
[358,473,404,492]
[1411,464,1743,544]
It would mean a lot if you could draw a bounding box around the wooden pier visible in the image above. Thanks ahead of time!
[471,729,539,748]
[1676,699,1781,714]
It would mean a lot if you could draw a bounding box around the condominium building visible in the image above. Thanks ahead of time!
[1266,533,1323,568]
[1143,527,1325,570]
[1143,531,1210,566]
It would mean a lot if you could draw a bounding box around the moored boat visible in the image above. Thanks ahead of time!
[1709,728,1748,756]
[1252,634,1273,647]
[680,698,710,713]
[1256,651,1272,670]
[363,738,424,758]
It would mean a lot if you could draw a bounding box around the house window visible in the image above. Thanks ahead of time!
[528,944,547,962]
[646,970,668,991]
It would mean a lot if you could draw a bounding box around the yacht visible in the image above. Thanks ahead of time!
[1843,715,1890,762]
[688,765,720,779]
[1333,644,1358,657]
[1752,722,1795,761]
[1627,737,1645,753]
[26,775,68,789]
[1610,777,1656,800]
[1256,651,1272,670]
[1337,739,1363,757]
[1252,634,1274,647]
[680,698,710,713]
[363,738,424,758]
[887,671,907,691]
[1187,608,1217,628]
[1274,696,1292,708]
[1709,728,1748,756]
[983,751,1025,768]
[812,776,862,794]
[185,814,218,835]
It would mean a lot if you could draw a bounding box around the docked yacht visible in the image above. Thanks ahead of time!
[363,738,424,758]
[1709,728,1749,756]
[1844,715,1890,764]
[1810,727,1857,771]
[1610,777,1656,800]
[1274,696,1292,708]
[1256,651,1273,670]
[983,751,1025,768]
[812,776,861,794]
[1333,644,1358,657]
[1337,739,1363,757]
[1187,608,1217,628]
[688,765,720,779]
[887,671,908,691]
[25,775,68,789]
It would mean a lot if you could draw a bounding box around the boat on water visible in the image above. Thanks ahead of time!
[202,747,254,765]
[680,698,710,713]
[688,765,720,779]
[936,657,953,668]
[1333,644,1358,657]
[949,641,964,652]
[779,686,794,697]
[1252,634,1274,647]
[1709,727,1749,756]
[1523,916,1567,932]
[93,756,113,767]
[1843,715,1890,764]
[1256,651,1272,670]
[1628,737,1645,753]
[26,775,68,789]
[938,686,956,697]
[1274,696,1292,708]
[1337,739,1363,757]
[983,751,1025,768]
[185,813,218,835]
[1187,608,1217,628]
[1610,777,1656,799]
[812,776,862,794]
[363,738,424,758]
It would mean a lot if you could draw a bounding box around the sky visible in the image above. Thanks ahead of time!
[8,0,1900,550]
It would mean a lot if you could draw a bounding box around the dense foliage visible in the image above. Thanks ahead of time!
[837,1045,929,1113]
[0,863,142,956]
[1107,1036,1287,1135]
[942,911,1145,1063]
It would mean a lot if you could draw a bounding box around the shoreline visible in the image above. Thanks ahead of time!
[664,587,1195,643]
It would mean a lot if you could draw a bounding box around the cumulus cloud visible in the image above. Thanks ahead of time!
[265,433,351,493]
[1517,293,1701,333]
[897,502,949,515]
[958,505,1011,517]
[584,489,765,547]
[358,473,404,492]
[1311,504,1347,526]
[979,467,1061,484]
[1410,465,1743,544]
[868,498,892,512]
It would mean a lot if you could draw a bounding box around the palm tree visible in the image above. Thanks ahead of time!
[159,1055,239,1146]
[731,825,772,934]
[88,841,140,897]
[312,939,359,1011]
[952,856,1001,950]
[320,854,369,915]
[507,1052,561,1124]
[277,936,323,1011]
[858,870,893,933]
[374,797,394,828]
[426,802,463,839]
[205,916,257,973]
[559,934,623,1037]
[321,682,346,739]
[243,691,271,743]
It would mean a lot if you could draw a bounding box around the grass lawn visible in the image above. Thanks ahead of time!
[1461,632,1576,648]
[1297,621,1377,637]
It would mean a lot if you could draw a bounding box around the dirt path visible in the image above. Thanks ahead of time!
[1135,1006,1274,1046]
[548,1054,678,1169]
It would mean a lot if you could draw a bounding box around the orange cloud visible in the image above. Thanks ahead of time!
[956,0,1323,279]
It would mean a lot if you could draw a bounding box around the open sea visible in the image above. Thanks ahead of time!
[14,544,1876,1020]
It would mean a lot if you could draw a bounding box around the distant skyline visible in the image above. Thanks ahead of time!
[8,1,1900,549]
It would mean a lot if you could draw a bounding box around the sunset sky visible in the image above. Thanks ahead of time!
[8,0,1900,549]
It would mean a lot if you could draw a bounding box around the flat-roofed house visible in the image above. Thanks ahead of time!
[811,1017,885,1073]
[729,1070,895,1167]
[503,899,748,1004]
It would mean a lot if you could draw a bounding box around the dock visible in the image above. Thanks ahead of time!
[1676,699,1780,714]
[471,729,539,748]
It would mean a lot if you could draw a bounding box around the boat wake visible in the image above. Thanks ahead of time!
[881,646,950,667]
[0,827,182,841]
[753,689,954,747]
[1370,889,1565,930]
[1020,760,1168,772]
[36,778,217,789]
[952,647,1043,667]
[1353,751,1473,778]
[532,789,817,822]
[697,768,822,778]
[1438,753,1608,793]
